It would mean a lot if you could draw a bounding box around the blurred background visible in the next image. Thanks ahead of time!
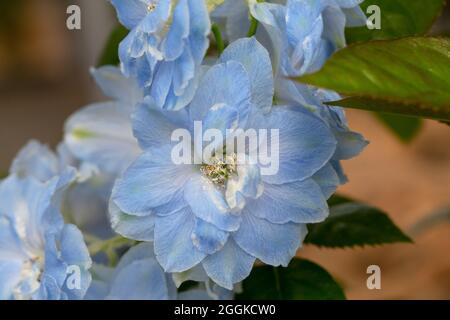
[0,0,449,299]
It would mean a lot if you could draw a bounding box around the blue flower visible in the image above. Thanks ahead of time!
[65,66,142,176]
[85,242,233,300]
[213,0,368,189]
[110,38,337,289]
[10,140,116,240]
[0,172,92,300]
[111,0,211,110]
[214,0,366,75]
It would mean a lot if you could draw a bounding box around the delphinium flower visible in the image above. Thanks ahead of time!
[10,140,116,240]
[213,0,366,75]
[0,171,92,300]
[65,66,142,176]
[110,0,211,110]
[214,0,368,186]
[85,242,233,300]
[110,38,337,289]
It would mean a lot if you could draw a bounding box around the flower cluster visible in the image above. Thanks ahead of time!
[0,0,367,299]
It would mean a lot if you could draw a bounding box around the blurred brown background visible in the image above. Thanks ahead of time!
[0,0,449,299]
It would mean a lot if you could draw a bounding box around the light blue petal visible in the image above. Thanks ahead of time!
[10,140,59,182]
[154,207,206,272]
[312,163,340,199]
[225,164,264,210]
[212,0,250,42]
[0,261,22,300]
[106,258,169,300]
[0,215,26,260]
[64,102,141,175]
[60,225,91,268]
[343,6,367,27]
[233,211,308,266]
[163,0,189,60]
[111,0,148,30]
[247,106,336,184]
[191,218,229,255]
[150,62,175,109]
[199,103,240,154]
[172,46,195,96]
[334,130,369,160]
[184,175,241,232]
[112,146,193,215]
[189,61,252,126]
[139,0,171,33]
[109,200,155,241]
[322,5,347,50]
[132,100,190,150]
[202,238,255,290]
[220,37,274,112]
[90,66,143,106]
[187,0,211,63]
[249,178,329,224]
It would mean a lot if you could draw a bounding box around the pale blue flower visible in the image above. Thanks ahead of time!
[213,0,366,75]
[0,172,92,300]
[65,66,142,176]
[110,38,337,289]
[214,0,368,190]
[111,0,211,110]
[85,242,233,300]
[10,140,115,240]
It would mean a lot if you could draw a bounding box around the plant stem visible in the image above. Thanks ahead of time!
[212,23,225,55]
[247,16,259,37]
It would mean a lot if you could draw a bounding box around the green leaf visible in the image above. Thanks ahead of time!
[295,37,450,121]
[0,171,7,179]
[237,258,345,300]
[305,203,412,248]
[346,0,446,43]
[97,25,128,67]
[375,113,423,143]
[327,194,353,207]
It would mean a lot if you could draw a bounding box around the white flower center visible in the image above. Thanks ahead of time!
[13,255,44,300]
[201,154,238,187]
[147,3,157,12]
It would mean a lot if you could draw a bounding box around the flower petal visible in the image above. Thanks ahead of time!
[189,61,252,126]
[221,37,274,112]
[191,218,229,255]
[111,0,148,30]
[202,238,255,290]
[154,207,206,272]
[233,211,308,266]
[249,178,329,224]
[112,146,193,215]
[247,106,336,184]
[184,175,241,232]
[64,102,141,175]
[109,200,155,241]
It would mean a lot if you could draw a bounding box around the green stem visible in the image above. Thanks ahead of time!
[247,16,259,37]
[88,236,135,258]
[211,23,225,55]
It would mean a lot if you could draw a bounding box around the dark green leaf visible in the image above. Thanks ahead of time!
[296,37,450,121]
[305,203,412,248]
[346,0,446,43]
[375,113,423,143]
[97,25,128,67]
[237,258,345,300]
[327,194,353,207]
